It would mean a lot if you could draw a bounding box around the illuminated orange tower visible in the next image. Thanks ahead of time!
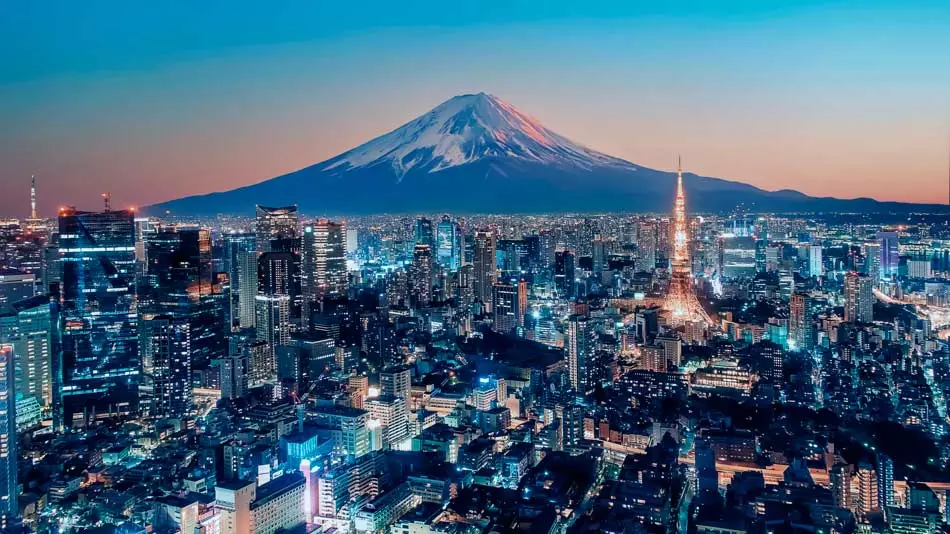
[664,157,712,325]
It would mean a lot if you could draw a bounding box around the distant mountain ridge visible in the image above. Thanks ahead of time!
[149,92,947,215]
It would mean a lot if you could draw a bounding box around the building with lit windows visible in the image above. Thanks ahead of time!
[472,231,496,311]
[255,205,298,254]
[58,208,139,428]
[844,271,873,323]
[0,345,16,525]
[249,473,306,534]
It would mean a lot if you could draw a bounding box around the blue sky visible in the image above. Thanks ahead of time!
[1,0,948,214]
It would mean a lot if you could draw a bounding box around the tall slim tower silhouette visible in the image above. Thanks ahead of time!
[30,175,37,220]
[664,157,711,325]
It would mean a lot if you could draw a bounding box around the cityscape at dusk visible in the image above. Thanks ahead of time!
[2,2,950,534]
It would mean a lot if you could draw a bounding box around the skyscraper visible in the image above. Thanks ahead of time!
[256,252,294,369]
[409,244,433,308]
[436,216,462,272]
[58,208,139,428]
[491,282,517,334]
[142,315,192,418]
[808,244,823,278]
[414,217,435,251]
[2,296,57,411]
[516,279,528,329]
[554,250,575,299]
[0,345,16,524]
[255,205,298,254]
[223,232,256,330]
[472,230,496,311]
[876,231,899,281]
[844,271,873,323]
[567,314,595,394]
[664,159,712,325]
[864,242,881,281]
[637,222,657,271]
[301,220,348,315]
[789,293,816,352]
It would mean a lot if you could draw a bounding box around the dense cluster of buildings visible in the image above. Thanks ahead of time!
[0,176,949,533]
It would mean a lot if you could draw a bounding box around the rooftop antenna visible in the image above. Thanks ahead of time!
[102,192,111,212]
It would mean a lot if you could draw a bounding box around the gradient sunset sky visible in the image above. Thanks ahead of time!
[2,0,949,216]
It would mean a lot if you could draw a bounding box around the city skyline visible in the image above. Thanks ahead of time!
[3,0,950,215]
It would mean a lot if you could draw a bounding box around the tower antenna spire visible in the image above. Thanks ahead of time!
[30,174,37,220]
[663,152,711,326]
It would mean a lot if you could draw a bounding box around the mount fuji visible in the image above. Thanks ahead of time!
[150,93,943,215]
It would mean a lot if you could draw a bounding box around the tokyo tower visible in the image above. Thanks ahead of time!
[664,157,712,325]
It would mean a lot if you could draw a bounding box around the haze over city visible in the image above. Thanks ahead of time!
[2,0,950,215]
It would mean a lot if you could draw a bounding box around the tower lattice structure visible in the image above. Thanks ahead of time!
[664,158,712,326]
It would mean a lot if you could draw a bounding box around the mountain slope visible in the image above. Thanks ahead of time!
[149,93,946,215]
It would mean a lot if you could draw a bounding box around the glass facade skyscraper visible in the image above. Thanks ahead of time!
[877,231,899,281]
[0,344,15,524]
[436,216,462,272]
[255,205,299,254]
[58,208,139,428]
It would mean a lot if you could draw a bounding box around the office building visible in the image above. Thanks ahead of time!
[220,341,250,400]
[256,251,294,369]
[380,365,411,400]
[250,474,306,534]
[302,220,348,311]
[721,235,757,279]
[637,221,658,271]
[1,296,57,410]
[567,314,596,394]
[864,242,881,280]
[414,217,435,251]
[312,405,370,459]
[844,271,873,323]
[907,259,932,279]
[141,315,192,418]
[435,216,462,272]
[366,395,410,450]
[789,293,817,352]
[472,230,497,311]
[58,208,139,428]
[0,345,16,522]
[554,250,575,299]
[255,205,298,254]
[223,232,256,330]
[491,282,518,334]
[808,244,822,278]
[216,479,256,534]
[877,231,899,281]
[409,244,433,308]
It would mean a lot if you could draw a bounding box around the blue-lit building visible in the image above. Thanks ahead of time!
[877,231,899,281]
[222,232,256,331]
[58,208,139,428]
[0,344,16,526]
[435,216,462,272]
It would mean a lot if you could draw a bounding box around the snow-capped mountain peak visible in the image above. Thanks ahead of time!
[324,92,633,177]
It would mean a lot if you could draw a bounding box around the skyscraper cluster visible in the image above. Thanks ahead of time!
[0,174,947,534]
